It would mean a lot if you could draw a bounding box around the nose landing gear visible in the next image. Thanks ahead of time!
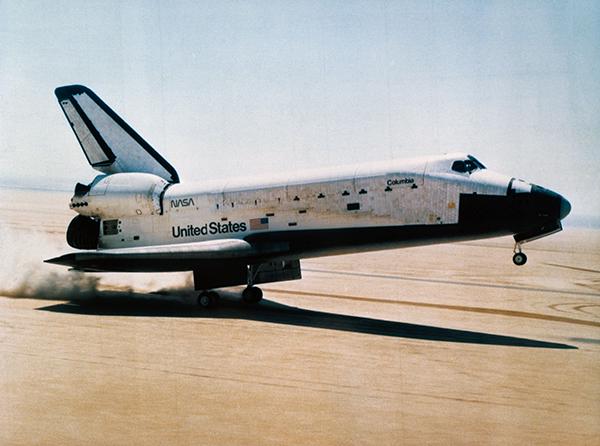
[512,244,527,266]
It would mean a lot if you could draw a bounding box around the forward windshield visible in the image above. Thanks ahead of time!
[451,155,486,174]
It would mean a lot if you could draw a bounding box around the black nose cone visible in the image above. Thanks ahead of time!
[530,185,571,222]
[559,195,571,220]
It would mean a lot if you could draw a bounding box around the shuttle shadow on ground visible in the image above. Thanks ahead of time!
[36,291,575,349]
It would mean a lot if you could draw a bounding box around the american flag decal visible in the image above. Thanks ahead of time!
[249,217,269,230]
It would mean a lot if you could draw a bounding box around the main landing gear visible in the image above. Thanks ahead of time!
[241,264,263,304]
[242,286,263,304]
[512,244,527,266]
[196,264,264,308]
[196,286,264,308]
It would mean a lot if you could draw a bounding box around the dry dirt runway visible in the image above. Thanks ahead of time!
[1,188,599,445]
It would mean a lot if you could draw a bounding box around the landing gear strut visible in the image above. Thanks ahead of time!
[242,264,263,304]
[512,244,527,266]
[197,291,219,308]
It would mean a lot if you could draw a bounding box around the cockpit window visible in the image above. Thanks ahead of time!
[452,156,486,174]
[467,155,486,169]
[452,160,468,173]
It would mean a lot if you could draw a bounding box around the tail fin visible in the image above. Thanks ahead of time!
[55,85,179,183]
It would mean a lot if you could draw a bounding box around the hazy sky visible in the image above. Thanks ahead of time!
[1,1,599,216]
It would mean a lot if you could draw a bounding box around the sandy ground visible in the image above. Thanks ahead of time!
[0,187,599,445]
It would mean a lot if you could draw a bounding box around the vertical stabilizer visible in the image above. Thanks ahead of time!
[55,85,179,183]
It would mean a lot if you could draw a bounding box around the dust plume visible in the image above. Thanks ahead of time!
[0,224,193,301]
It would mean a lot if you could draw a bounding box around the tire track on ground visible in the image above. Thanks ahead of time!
[302,268,600,297]
[544,263,600,274]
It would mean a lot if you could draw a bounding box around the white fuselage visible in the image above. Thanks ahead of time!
[91,153,511,250]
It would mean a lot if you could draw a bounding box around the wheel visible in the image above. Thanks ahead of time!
[512,252,527,266]
[242,286,263,304]
[197,291,218,308]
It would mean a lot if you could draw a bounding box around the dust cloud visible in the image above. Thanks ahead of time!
[0,224,194,301]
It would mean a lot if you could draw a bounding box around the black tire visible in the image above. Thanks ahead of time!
[242,286,263,304]
[207,291,220,303]
[512,252,527,266]
[197,291,217,308]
